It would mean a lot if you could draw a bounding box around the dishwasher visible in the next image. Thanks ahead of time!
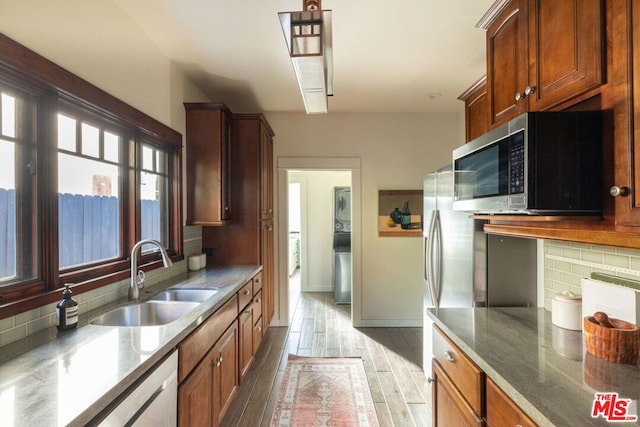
[97,350,178,426]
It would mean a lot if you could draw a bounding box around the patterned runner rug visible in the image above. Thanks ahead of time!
[270,355,380,427]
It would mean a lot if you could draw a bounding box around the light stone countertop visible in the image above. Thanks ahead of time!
[426,307,640,426]
[0,265,261,427]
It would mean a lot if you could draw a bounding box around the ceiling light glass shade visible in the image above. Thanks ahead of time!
[279,9,333,114]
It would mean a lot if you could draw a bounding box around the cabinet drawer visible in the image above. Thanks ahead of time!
[253,271,263,293]
[179,295,238,383]
[486,377,536,427]
[238,280,253,311]
[433,325,484,415]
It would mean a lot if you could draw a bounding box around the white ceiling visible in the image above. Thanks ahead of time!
[114,0,494,114]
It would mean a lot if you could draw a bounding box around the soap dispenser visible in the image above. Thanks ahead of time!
[56,284,78,331]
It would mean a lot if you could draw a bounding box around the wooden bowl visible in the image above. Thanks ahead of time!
[583,316,640,365]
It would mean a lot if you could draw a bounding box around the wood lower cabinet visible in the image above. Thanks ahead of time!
[432,325,484,426]
[433,361,484,427]
[213,324,238,425]
[486,377,536,427]
[432,325,536,427]
[238,274,264,381]
[484,0,604,128]
[179,323,238,427]
[178,354,213,427]
[177,294,240,427]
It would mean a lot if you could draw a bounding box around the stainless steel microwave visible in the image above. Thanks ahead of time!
[452,111,603,214]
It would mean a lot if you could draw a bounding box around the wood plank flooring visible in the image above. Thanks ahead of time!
[221,291,432,426]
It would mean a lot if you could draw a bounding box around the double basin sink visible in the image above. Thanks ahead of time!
[90,288,219,327]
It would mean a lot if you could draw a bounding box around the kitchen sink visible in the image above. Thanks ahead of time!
[90,301,199,327]
[150,288,218,303]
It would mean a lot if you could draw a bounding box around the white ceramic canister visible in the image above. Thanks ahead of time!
[552,291,583,331]
[188,254,202,271]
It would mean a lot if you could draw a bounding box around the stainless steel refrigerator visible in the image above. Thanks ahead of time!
[422,165,537,377]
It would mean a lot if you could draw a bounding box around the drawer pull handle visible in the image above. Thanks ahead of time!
[444,351,455,363]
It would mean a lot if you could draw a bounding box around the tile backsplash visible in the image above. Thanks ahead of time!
[0,226,203,347]
[544,240,640,311]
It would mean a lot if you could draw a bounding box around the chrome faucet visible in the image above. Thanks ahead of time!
[129,239,173,300]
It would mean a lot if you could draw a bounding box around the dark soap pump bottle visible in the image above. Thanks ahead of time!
[401,200,411,229]
[56,284,78,331]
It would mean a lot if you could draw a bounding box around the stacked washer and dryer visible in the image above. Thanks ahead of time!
[333,187,351,304]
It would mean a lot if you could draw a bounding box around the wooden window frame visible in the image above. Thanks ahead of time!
[0,33,183,318]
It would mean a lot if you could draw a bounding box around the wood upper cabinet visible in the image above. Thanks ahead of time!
[458,76,489,142]
[184,103,232,225]
[485,0,604,128]
[611,0,640,228]
[486,0,527,127]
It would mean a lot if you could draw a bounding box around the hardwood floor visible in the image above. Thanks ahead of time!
[221,291,432,426]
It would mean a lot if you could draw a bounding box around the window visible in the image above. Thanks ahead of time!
[140,143,169,248]
[0,34,183,313]
[0,87,39,289]
[57,111,123,269]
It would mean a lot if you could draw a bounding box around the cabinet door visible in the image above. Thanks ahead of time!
[213,323,238,426]
[526,0,604,111]
[260,124,274,220]
[178,349,214,427]
[238,306,254,381]
[253,315,263,353]
[486,377,536,427]
[432,361,484,427]
[459,76,489,142]
[261,220,275,327]
[487,0,527,127]
[612,0,640,227]
[185,104,232,225]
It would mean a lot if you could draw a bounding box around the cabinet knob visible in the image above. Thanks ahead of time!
[524,85,536,96]
[514,92,524,102]
[244,289,251,296]
[427,377,434,384]
[444,351,456,363]
[610,186,630,197]
[254,298,261,304]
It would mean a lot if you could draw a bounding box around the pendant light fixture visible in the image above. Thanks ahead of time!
[278,0,333,114]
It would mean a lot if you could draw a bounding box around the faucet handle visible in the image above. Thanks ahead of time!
[137,270,146,288]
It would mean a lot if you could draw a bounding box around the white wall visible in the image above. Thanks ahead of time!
[0,0,210,206]
[268,113,465,326]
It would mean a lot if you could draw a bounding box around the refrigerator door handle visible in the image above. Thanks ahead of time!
[433,210,443,307]
[426,210,440,308]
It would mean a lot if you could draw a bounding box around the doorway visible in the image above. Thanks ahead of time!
[277,157,362,327]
